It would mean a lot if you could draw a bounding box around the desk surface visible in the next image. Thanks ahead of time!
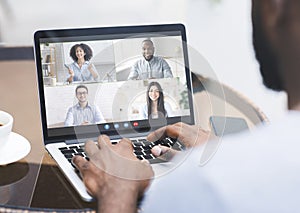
[0,60,266,211]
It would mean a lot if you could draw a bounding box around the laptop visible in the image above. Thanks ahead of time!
[34,24,194,201]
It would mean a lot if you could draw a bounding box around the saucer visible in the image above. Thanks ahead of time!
[0,132,31,165]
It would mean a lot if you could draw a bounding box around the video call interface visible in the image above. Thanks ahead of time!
[38,30,193,136]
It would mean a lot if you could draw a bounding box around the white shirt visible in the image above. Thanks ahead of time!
[142,111,300,212]
[140,102,173,119]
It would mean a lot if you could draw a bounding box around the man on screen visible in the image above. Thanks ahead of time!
[64,85,105,126]
[128,39,173,80]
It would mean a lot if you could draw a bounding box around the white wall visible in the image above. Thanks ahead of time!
[185,0,286,121]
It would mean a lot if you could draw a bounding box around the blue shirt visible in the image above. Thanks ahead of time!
[64,103,105,126]
[68,61,98,82]
[128,56,173,80]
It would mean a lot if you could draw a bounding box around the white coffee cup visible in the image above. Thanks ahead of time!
[50,77,57,86]
[0,111,13,152]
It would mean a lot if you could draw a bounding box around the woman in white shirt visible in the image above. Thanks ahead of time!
[141,81,172,119]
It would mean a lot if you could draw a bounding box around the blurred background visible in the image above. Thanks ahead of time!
[0,0,287,121]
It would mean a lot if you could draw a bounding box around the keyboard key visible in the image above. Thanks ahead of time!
[133,151,143,156]
[140,145,153,150]
[172,141,185,151]
[61,149,75,154]
[159,138,171,146]
[136,156,144,160]
[133,146,143,151]
[76,148,84,153]
[64,154,73,159]
[143,149,152,155]
[143,154,154,160]
[132,141,143,147]
[139,139,148,143]
[142,141,153,147]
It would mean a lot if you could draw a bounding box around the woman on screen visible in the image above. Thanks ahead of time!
[140,81,172,119]
[66,43,99,83]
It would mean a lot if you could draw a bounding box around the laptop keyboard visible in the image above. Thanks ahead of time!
[59,137,185,165]
[131,137,185,163]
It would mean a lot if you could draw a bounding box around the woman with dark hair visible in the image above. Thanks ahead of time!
[141,81,172,119]
[66,43,99,83]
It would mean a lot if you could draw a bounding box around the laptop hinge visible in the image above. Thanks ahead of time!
[65,137,98,145]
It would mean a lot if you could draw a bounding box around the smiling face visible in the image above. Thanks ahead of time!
[75,46,86,60]
[148,85,160,102]
[142,41,155,61]
[76,87,88,103]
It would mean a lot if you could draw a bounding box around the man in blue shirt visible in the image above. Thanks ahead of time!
[128,39,173,80]
[64,85,105,126]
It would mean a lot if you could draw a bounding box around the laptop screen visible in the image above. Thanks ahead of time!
[34,24,194,143]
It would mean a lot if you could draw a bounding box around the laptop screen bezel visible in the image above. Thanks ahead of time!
[34,24,194,144]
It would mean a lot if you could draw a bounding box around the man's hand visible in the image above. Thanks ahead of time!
[147,122,211,160]
[73,135,153,213]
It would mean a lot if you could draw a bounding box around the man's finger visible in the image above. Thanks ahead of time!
[147,126,167,142]
[72,155,90,177]
[118,138,133,149]
[151,145,163,156]
[97,134,111,148]
[151,145,178,161]
[148,124,184,143]
[85,139,99,157]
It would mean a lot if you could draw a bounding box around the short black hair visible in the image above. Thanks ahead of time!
[70,43,93,62]
[75,85,88,94]
[142,39,154,46]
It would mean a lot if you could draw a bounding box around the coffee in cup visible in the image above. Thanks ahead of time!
[0,111,13,152]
